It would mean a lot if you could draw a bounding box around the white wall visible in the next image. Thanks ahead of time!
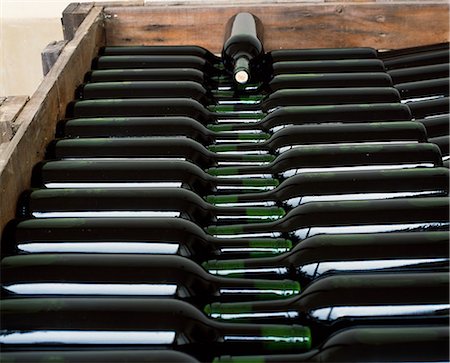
[0,0,124,97]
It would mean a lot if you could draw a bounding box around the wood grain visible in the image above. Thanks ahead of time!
[62,2,95,41]
[0,96,29,143]
[104,2,449,51]
[0,7,105,235]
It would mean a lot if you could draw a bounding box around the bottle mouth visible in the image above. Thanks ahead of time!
[235,70,249,84]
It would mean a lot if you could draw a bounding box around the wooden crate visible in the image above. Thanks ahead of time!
[0,0,448,235]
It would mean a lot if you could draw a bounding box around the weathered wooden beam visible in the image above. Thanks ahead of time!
[0,7,105,235]
[62,2,94,41]
[0,96,29,143]
[41,40,68,75]
[104,2,449,51]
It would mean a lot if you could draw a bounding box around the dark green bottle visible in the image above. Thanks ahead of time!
[206,168,449,211]
[0,350,201,363]
[99,45,221,65]
[17,188,285,226]
[415,114,449,138]
[388,62,449,83]
[58,116,270,145]
[213,325,450,363]
[5,217,292,261]
[222,13,264,84]
[272,59,385,76]
[91,55,222,75]
[395,77,449,99]
[46,137,274,169]
[1,254,300,304]
[210,87,401,113]
[407,96,449,118]
[379,42,449,59]
[0,298,312,360]
[430,135,449,159]
[208,122,427,155]
[32,159,279,196]
[267,47,378,62]
[204,272,449,342]
[203,231,449,284]
[68,98,412,127]
[383,49,450,69]
[206,197,449,239]
[207,143,442,179]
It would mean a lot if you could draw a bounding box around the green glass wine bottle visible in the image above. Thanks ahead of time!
[204,272,449,342]
[17,187,285,226]
[213,325,450,363]
[415,114,449,138]
[407,96,449,118]
[383,48,449,69]
[5,217,292,261]
[267,47,378,62]
[206,197,449,239]
[58,116,270,145]
[388,62,448,83]
[206,168,449,209]
[203,231,449,285]
[46,136,275,169]
[379,42,448,59]
[1,254,300,304]
[208,121,427,156]
[395,77,449,99]
[32,159,279,196]
[207,143,442,179]
[0,350,201,363]
[0,298,312,360]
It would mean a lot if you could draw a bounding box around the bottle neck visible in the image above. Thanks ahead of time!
[210,205,285,225]
[206,220,281,239]
[207,164,272,179]
[210,175,279,194]
[208,141,271,153]
[212,322,311,356]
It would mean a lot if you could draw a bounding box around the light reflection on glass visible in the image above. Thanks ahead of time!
[0,330,176,345]
[277,141,414,154]
[214,311,299,320]
[18,242,180,254]
[220,247,289,254]
[32,211,181,218]
[215,232,282,239]
[45,182,183,189]
[4,283,178,296]
[219,288,296,296]
[209,267,289,276]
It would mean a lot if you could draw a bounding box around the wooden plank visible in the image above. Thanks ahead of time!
[0,7,105,235]
[0,96,29,137]
[104,2,449,51]
[41,41,69,76]
[62,2,95,41]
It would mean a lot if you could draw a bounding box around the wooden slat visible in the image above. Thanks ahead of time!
[41,41,69,76]
[0,7,105,235]
[104,2,449,51]
[62,2,95,41]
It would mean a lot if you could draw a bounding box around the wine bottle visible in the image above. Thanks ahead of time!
[203,231,449,284]
[267,47,378,62]
[91,55,221,75]
[395,77,449,99]
[0,298,312,360]
[206,168,449,209]
[58,116,270,145]
[388,62,449,83]
[383,49,450,69]
[0,350,201,363]
[1,254,301,304]
[430,135,449,158]
[77,81,224,105]
[204,272,449,342]
[206,197,449,239]
[214,325,450,363]
[208,122,427,155]
[99,45,221,65]
[32,159,279,196]
[222,13,264,84]
[379,42,449,59]
[4,217,293,260]
[210,87,401,113]
[46,137,275,169]
[207,143,442,179]
[17,188,285,225]
[68,98,412,128]
[272,59,385,76]
[407,96,449,118]
[415,114,449,138]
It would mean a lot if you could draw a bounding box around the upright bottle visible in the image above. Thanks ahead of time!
[214,325,450,363]
[222,13,264,84]
[205,272,449,342]
[0,298,312,361]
